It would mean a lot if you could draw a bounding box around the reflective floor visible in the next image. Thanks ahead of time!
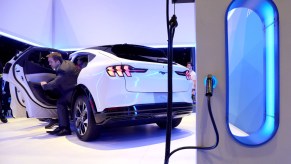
[0,114,197,164]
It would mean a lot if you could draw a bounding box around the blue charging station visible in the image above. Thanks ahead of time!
[226,0,279,146]
[195,0,291,163]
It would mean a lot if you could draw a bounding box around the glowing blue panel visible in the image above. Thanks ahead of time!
[226,0,279,146]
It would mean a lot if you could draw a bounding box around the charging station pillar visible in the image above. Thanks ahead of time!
[196,0,291,163]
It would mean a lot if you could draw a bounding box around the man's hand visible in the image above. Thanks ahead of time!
[40,81,47,86]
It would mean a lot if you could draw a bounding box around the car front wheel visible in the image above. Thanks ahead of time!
[73,95,100,141]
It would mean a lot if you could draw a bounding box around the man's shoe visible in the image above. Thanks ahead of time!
[56,128,72,136]
[0,116,8,123]
[47,127,62,135]
[45,119,58,129]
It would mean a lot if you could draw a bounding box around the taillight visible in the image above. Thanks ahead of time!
[106,65,147,77]
[175,70,191,80]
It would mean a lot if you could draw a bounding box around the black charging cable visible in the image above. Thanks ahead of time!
[164,0,178,163]
[165,75,219,163]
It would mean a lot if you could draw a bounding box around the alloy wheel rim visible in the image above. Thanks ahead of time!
[75,99,88,136]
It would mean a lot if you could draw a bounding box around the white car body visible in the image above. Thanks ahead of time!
[3,44,193,141]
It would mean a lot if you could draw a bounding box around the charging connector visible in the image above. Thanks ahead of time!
[206,74,214,97]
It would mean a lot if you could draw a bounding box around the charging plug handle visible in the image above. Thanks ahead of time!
[205,74,213,97]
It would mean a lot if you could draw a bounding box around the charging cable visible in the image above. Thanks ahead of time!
[164,0,178,163]
[164,0,219,163]
[165,74,219,163]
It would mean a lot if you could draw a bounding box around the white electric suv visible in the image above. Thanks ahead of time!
[3,44,193,141]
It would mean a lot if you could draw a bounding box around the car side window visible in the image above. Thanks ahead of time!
[27,51,52,70]
[70,52,96,70]
[74,55,88,69]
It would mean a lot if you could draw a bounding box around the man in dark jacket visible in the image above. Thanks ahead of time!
[41,52,80,136]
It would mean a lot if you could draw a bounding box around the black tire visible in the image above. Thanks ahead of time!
[156,118,182,129]
[73,95,100,141]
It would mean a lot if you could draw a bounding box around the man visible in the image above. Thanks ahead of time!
[186,62,197,103]
[41,52,80,136]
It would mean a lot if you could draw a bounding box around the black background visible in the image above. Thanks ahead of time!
[0,36,29,65]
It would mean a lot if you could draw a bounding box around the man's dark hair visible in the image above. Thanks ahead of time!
[46,52,63,63]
